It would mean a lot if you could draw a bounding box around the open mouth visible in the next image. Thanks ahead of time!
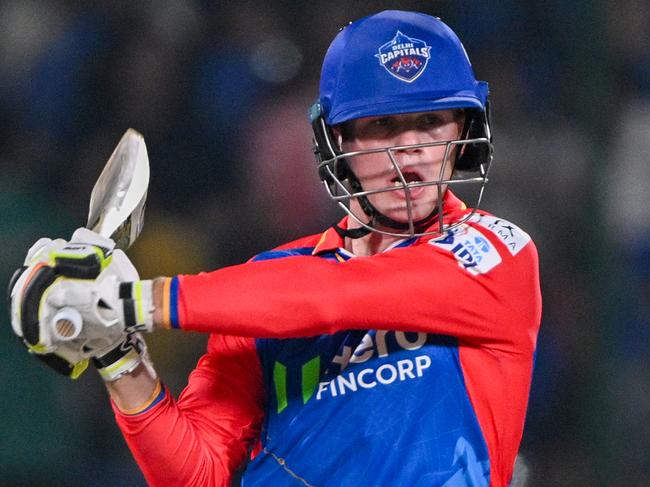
[390,171,423,187]
[383,170,430,204]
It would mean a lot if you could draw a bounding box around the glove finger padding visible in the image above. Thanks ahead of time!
[19,264,60,349]
[9,264,86,377]
[24,238,68,265]
[16,244,112,350]
[9,266,92,378]
[9,236,77,344]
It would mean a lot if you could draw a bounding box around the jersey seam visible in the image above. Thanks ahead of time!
[262,443,315,487]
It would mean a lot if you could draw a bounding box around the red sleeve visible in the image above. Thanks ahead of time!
[114,334,264,487]
[176,232,541,356]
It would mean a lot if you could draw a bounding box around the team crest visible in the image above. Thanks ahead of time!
[375,31,431,83]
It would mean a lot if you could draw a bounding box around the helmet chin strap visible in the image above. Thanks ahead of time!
[333,224,372,239]
[335,171,439,239]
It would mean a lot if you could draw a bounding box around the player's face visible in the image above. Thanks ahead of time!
[339,109,465,226]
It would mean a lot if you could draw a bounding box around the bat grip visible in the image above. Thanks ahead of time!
[52,307,83,341]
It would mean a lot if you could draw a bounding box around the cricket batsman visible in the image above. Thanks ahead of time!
[9,11,541,486]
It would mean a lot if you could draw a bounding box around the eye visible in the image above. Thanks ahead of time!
[371,117,391,127]
[355,117,395,138]
[420,114,443,126]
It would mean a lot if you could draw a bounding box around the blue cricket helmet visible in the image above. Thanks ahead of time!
[310,10,494,238]
[319,10,489,125]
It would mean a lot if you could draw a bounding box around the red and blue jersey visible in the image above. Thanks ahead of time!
[114,192,542,487]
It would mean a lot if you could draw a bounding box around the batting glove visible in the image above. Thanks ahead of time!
[9,228,155,381]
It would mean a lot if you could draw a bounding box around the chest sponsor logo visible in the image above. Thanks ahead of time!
[272,331,434,411]
[429,225,502,274]
[317,331,431,401]
[375,31,431,83]
[468,213,531,256]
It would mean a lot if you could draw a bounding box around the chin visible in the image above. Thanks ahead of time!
[384,199,438,220]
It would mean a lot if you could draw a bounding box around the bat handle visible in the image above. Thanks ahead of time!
[52,307,83,341]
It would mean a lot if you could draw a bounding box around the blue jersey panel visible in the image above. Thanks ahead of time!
[243,329,490,486]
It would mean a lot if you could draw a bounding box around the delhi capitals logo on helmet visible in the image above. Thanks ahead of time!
[375,31,431,83]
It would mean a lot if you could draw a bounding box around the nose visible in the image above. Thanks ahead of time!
[394,127,424,153]
[392,130,424,171]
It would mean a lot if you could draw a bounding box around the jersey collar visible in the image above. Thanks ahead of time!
[312,217,348,255]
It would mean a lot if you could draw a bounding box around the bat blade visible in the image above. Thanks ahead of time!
[86,129,150,250]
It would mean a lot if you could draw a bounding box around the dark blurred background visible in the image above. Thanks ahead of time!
[1,1,649,486]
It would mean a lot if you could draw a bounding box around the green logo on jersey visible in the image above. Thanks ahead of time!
[273,356,321,413]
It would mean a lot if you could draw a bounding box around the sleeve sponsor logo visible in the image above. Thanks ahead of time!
[468,214,531,256]
[428,225,502,275]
